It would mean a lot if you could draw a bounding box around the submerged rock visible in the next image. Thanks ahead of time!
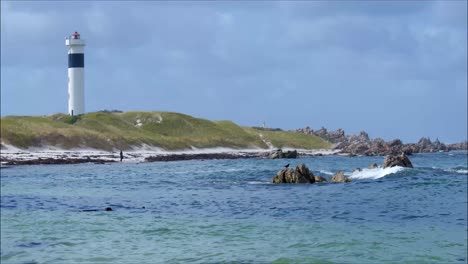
[382,153,413,168]
[272,163,314,184]
[330,171,352,183]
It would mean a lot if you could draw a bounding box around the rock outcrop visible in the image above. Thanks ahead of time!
[330,171,352,183]
[269,149,298,159]
[296,126,466,156]
[272,163,314,184]
[368,163,378,169]
[382,153,413,168]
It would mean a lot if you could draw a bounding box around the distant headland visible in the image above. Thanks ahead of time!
[0,111,330,152]
[1,111,466,165]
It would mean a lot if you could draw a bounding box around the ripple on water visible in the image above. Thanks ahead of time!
[141,228,171,235]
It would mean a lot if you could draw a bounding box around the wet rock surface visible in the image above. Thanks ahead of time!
[314,175,327,182]
[382,153,413,168]
[272,164,353,184]
[330,171,352,183]
[272,163,314,184]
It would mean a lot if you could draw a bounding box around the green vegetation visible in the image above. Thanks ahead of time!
[244,127,332,149]
[0,111,331,151]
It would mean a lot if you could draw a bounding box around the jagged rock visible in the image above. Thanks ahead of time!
[330,171,352,183]
[314,175,327,182]
[447,141,467,151]
[368,163,378,169]
[296,127,462,156]
[388,139,403,147]
[269,149,297,159]
[272,163,314,184]
[382,153,413,168]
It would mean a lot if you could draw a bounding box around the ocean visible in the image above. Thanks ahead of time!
[1,152,467,263]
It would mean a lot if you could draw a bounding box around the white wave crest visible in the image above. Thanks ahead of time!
[444,168,468,175]
[349,166,405,180]
[247,181,271,185]
[319,170,334,175]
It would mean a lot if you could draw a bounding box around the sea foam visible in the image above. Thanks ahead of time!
[349,166,404,180]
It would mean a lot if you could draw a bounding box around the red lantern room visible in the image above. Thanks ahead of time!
[71,31,80,40]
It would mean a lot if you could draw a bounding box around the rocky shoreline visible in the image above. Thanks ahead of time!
[296,126,467,156]
[1,157,116,166]
[0,143,465,166]
[0,148,337,166]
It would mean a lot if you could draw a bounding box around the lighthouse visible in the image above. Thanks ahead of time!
[65,31,85,116]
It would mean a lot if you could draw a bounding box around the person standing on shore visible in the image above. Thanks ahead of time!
[120,150,123,162]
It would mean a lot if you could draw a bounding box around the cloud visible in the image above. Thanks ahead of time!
[1,1,466,142]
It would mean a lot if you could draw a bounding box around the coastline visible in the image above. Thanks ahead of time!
[0,145,340,165]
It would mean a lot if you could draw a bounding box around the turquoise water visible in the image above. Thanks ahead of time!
[1,152,467,263]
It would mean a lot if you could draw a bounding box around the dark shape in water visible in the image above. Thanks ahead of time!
[105,207,113,211]
[17,242,42,248]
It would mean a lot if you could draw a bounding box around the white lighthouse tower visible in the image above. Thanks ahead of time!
[65,31,85,116]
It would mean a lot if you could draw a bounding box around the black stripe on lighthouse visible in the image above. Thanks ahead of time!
[68,53,84,68]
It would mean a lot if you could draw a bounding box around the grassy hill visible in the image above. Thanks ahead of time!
[0,111,331,151]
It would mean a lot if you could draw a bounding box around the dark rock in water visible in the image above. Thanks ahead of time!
[269,149,298,159]
[272,163,314,184]
[330,171,352,183]
[284,150,297,159]
[314,175,327,182]
[145,152,259,162]
[105,207,113,211]
[368,163,378,169]
[382,153,413,168]
[353,168,362,173]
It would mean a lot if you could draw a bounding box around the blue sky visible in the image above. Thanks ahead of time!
[1,1,467,143]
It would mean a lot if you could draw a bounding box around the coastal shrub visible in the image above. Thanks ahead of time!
[63,115,81,125]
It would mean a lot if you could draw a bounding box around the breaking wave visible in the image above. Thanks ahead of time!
[444,167,468,175]
[349,166,405,180]
[319,170,334,175]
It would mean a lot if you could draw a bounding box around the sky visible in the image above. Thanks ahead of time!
[1,1,467,143]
